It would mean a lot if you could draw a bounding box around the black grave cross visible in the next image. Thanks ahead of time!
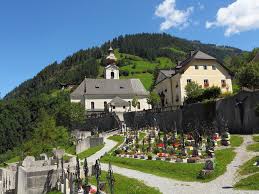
[106,162,115,194]
[83,158,89,186]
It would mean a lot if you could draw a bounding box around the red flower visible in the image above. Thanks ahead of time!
[157,143,164,147]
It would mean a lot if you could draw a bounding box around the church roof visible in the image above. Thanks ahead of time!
[160,70,175,78]
[70,78,149,99]
[177,51,216,69]
[109,96,129,107]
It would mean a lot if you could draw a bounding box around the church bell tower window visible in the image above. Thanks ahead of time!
[111,72,115,79]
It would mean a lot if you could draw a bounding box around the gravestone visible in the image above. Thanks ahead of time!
[22,156,35,168]
[204,160,215,170]
[221,132,231,146]
[53,149,65,159]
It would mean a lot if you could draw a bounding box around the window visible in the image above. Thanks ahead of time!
[176,83,179,88]
[95,86,100,88]
[128,101,131,111]
[212,65,216,70]
[203,65,207,70]
[176,95,179,102]
[204,79,209,87]
[91,102,95,110]
[120,86,124,89]
[104,101,108,110]
[111,72,115,79]
[165,89,167,92]
[113,106,115,109]
[137,102,141,109]
[195,65,199,70]
[221,80,226,87]
[123,106,126,109]
[187,79,192,84]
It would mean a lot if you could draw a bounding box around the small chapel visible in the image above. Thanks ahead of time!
[70,47,150,120]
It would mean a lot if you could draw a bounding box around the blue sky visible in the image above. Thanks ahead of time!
[0,0,258,97]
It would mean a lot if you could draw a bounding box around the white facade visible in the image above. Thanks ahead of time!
[105,65,119,80]
[70,47,150,121]
[154,51,233,108]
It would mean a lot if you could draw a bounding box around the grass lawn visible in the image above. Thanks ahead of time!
[78,144,104,159]
[47,191,62,194]
[247,143,259,152]
[246,135,259,152]
[238,156,259,175]
[121,73,153,90]
[234,173,259,190]
[89,171,162,194]
[230,135,244,147]
[253,136,259,142]
[108,135,124,153]
[139,132,146,140]
[102,148,236,182]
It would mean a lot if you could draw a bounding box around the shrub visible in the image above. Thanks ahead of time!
[114,149,122,155]
[202,86,221,100]
[132,64,136,69]
[147,154,152,160]
[120,70,129,76]
[153,147,159,154]
[220,92,233,98]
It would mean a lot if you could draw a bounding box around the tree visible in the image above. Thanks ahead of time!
[147,92,160,107]
[185,81,204,100]
[237,62,259,90]
[132,96,139,111]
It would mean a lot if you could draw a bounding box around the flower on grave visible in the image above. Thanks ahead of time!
[172,143,180,147]
[157,143,164,148]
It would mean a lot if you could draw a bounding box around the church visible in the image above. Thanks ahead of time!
[70,47,150,120]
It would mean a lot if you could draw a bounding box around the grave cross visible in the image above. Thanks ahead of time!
[83,158,89,186]
[95,159,101,194]
[106,162,115,194]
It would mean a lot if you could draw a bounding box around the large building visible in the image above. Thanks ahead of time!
[70,47,150,120]
[153,51,233,108]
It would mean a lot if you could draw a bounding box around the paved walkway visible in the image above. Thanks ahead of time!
[98,135,259,194]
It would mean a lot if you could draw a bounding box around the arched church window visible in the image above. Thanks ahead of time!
[104,101,108,111]
[128,101,131,111]
[91,102,95,110]
[137,102,141,109]
[111,72,115,79]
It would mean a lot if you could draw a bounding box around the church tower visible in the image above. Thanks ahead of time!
[105,46,119,79]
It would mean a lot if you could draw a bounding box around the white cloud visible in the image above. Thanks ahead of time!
[155,0,194,31]
[206,0,259,36]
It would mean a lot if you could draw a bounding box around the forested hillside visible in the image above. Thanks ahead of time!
[5,33,242,99]
[0,33,250,159]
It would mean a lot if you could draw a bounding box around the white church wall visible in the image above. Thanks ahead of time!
[105,67,119,80]
[84,97,150,112]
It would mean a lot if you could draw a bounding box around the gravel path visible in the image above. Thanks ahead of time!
[100,135,259,194]
[85,137,117,165]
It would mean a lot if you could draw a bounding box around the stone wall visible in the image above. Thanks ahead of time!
[124,91,259,134]
[72,113,120,132]
[76,137,104,154]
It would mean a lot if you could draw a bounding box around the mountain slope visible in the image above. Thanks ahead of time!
[5,33,242,99]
